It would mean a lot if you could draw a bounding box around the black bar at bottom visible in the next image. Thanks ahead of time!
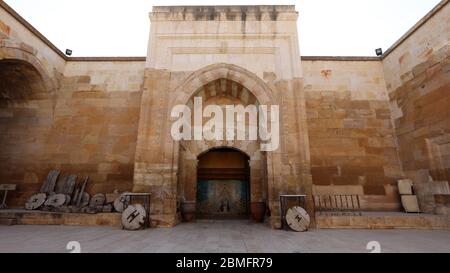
[2,253,445,272]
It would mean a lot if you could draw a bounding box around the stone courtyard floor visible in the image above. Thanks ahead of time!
[1,220,449,253]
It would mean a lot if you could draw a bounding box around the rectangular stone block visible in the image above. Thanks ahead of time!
[397,179,413,195]
[363,185,386,195]
[331,176,360,185]
[343,119,365,129]
[401,195,420,213]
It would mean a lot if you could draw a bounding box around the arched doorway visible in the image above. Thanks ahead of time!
[174,75,270,223]
[0,57,53,206]
[135,63,314,228]
[0,59,47,104]
[196,147,250,219]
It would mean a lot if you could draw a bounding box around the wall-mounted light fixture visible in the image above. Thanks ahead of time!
[375,48,383,56]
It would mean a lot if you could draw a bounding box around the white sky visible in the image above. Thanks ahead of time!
[4,0,442,57]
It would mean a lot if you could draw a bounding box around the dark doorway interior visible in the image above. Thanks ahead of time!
[196,148,250,219]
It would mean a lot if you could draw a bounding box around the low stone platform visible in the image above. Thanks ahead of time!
[1,209,449,230]
[0,209,121,227]
[316,212,450,230]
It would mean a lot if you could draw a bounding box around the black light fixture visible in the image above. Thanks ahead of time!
[375,48,383,56]
[65,49,73,56]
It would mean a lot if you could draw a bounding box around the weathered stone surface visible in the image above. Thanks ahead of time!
[316,212,450,230]
[0,1,449,229]
[303,60,404,210]
[387,44,450,212]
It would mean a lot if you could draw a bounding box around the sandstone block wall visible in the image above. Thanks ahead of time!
[1,1,64,206]
[48,61,145,195]
[382,1,450,213]
[0,76,55,206]
[302,59,403,210]
[1,0,449,219]
[0,59,145,206]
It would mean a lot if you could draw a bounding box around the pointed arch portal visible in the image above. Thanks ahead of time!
[133,62,313,228]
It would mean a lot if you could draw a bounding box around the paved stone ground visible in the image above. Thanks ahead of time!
[1,220,449,253]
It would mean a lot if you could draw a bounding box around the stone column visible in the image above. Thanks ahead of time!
[249,159,262,202]
[184,159,198,202]
[133,68,179,227]
[266,77,313,228]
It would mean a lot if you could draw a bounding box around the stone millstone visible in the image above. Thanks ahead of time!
[286,206,310,232]
[55,174,77,195]
[76,177,88,207]
[44,193,66,208]
[102,204,113,213]
[79,192,90,208]
[89,193,106,207]
[40,170,60,194]
[64,195,71,206]
[121,204,146,230]
[106,192,120,204]
[71,188,80,206]
[113,194,128,213]
[25,193,47,210]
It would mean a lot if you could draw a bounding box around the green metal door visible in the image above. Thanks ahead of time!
[197,180,249,218]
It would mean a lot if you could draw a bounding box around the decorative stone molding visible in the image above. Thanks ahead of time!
[150,5,298,22]
[172,63,276,108]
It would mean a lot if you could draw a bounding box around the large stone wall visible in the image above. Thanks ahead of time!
[0,63,55,206]
[382,1,450,213]
[1,0,449,221]
[46,61,144,196]
[1,1,64,206]
[0,59,145,206]
[302,59,403,210]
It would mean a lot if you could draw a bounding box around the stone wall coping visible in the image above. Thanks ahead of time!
[67,57,146,62]
[150,5,298,21]
[301,56,381,62]
[152,5,296,11]
[381,0,449,59]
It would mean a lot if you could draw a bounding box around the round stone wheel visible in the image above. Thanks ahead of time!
[79,192,90,208]
[64,195,71,206]
[286,206,310,232]
[89,193,106,207]
[113,194,127,213]
[44,193,67,208]
[121,204,147,230]
[25,193,47,210]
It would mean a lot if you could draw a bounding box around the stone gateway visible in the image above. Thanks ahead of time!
[0,1,449,229]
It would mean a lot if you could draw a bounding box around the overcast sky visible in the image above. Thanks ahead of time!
[4,0,442,57]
